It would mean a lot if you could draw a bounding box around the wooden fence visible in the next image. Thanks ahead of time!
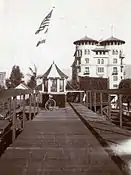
[0,88,40,141]
[82,88,131,128]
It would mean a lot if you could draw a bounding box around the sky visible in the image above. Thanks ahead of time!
[0,0,131,78]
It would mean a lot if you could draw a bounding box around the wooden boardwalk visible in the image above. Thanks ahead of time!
[0,105,123,174]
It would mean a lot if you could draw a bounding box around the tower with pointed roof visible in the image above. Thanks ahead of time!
[40,61,68,93]
[38,61,68,108]
[72,35,125,89]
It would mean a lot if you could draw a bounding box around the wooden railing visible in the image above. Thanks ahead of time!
[0,88,40,141]
[80,88,131,128]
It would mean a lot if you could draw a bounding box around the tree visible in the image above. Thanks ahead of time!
[6,65,24,88]
[27,64,37,89]
[119,78,131,110]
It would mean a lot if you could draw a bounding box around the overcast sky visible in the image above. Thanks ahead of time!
[0,0,131,78]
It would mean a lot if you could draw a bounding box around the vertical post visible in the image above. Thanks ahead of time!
[37,93,39,113]
[12,96,16,141]
[33,92,36,118]
[20,95,21,107]
[29,94,32,120]
[90,91,92,110]
[108,93,111,119]
[100,92,103,115]
[94,92,96,112]
[8,97,12,116]
[80,92,83,103]
[22,94,25,129]
[86,91,88,108]
[119,94,123,128]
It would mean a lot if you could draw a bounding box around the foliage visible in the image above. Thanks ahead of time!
[27,64,37,89]
[119,78,131,89]
[119,78,131,110]
[6,65,24,88]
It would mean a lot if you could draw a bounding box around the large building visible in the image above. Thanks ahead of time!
[72,35,125,89]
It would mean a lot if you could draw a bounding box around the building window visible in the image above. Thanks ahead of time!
[85,49,88,55]
[85,58,89,63]
[112,50,115,55]
[97,59,100,64]
[116,50,118,55]
[101,59,104,64]
[84,67,90,75]
[97,67,104,73]
[113,84,118,88]
[113,76,118,81]
[113,67,117,73]
[113,58,117,64]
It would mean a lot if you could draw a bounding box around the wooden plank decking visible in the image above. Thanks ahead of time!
[0,105,123,175]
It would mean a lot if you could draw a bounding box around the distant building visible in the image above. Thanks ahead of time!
[0,72,6,87]
[72,35,125,89]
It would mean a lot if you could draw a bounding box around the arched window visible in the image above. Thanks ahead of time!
[101,59,104,64]
[98,59,100,64]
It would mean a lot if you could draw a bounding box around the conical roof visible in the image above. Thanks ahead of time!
[100,36,125,44]
[40,62,68,79]
[73,35,98,45]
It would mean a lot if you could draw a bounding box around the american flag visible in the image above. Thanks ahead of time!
[35,9,53,35]
[36,39,46,47]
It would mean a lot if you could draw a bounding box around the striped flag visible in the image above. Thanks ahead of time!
[36,39,46,47]
[35,9,53,35]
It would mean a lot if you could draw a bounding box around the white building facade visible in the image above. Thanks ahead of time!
[72,36,125,89]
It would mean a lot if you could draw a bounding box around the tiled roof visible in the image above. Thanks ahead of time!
[73,35,98,45]
[100,36,125,44]
[40,62,68,79]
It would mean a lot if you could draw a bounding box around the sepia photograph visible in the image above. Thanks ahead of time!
[0,0,131,174]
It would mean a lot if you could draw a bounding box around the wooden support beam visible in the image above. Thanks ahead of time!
[86,91,88,108]
[37,93,39,113]
[100,92,103,115]
[119,94,123,128]
[29,94,32,120]
[108,94,111,119]
[12,96,16,141]
[90,91,92,110]
[33,93,36,118]
[94,92,96,112]
[22,94,25,129]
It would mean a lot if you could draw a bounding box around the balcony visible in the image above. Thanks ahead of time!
[112,71,118,75]
[119,52,125,58]
[83,71,90,75]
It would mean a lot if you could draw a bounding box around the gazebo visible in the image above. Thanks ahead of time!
[39,61,68,108]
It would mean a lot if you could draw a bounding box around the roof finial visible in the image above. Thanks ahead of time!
[111,24,114,37]
[53,60,55,64]
[85,25,87,36]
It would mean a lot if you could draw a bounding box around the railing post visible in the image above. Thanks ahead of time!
[90,91,92,110]
[22,94,25,129]
[8,98,11,116]
[119,94,123,128]
[37,93,39,113]
[100,92,103,115]
[86,91,88,108]
[12,96,16,141]
[33,92,36,118]
[94,92,96,112]
[29,94,32,120]
[108,93,111,119]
